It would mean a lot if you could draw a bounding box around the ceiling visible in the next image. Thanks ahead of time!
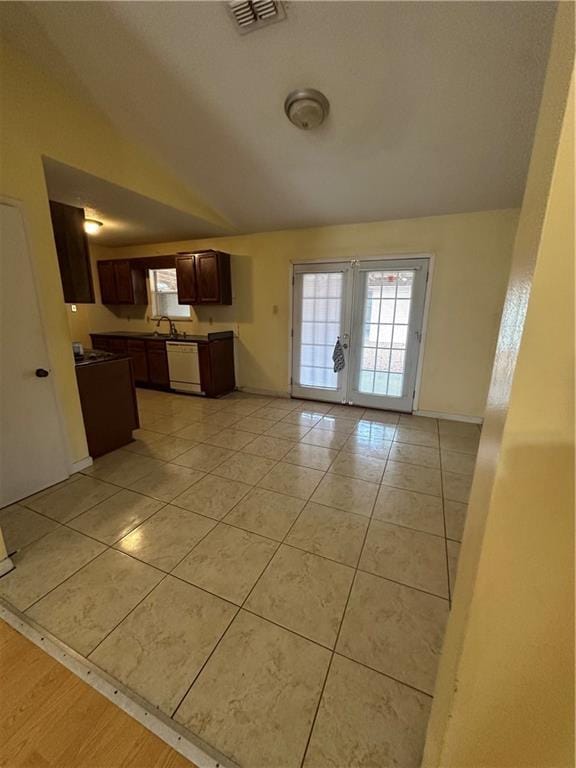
[43,158,227,246]
[3,1,556,234]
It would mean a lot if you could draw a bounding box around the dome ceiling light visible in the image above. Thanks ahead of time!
[83,218,103,235]
[284,89,330,130]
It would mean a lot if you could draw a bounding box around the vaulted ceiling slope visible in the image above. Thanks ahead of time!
[3,1,556,233]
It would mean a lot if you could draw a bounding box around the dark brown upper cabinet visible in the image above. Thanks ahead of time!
[175,251,232,305]
[97,259,147,305]
[49,201,94,304]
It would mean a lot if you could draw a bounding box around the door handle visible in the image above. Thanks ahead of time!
[35,368,50,378]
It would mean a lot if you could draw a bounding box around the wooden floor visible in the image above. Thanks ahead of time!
[0,620,194,768]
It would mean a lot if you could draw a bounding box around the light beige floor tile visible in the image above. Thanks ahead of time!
[27,549,162,656]
[360,520,448,598]
[121,429,166,454]
[445,500,467,542]
[172,422,223,441]
[126,435,198,461]
[137,412,163,430]
[337,572,449,694]
[361,409,399,425]
[394,427,439,449]
[116,505,216,571]
[90,576,237,716]
[212,452,276,485]
[245,545,353,647]
[328,451,385,483]
[285,502,368,567]
[297,401,332,413]
[22,476,119,523]
[21,474,82,504]
[382,461,441,497]
[315,416,358,434]
[265,422,312,441]
[218,400,266,417]
[174,610,330,768]
[203,412,243,430]
[146,414,199,435]
[343,434,393,460]
[258,462,324,500]
[301,427,349,450]
[327,405,365,420]
[241,434,295,460]
[127,464,204,502]
[447,540,461,596]
[441,449,477,476]
[252,406,290,422]
[439,420,481,438]
[69,490,163,544]
[354,421,397,441]
[233,415,277,434]
[303,654,431,768]
[173,524,277,604]
[170,444,234,472]
[203,428,255,451]
[373,487,444,536]
[443,471,473,503]
[83,450,164,487]
[389,442,440,469]
[223,487,305,541]
[283,444,338,471]
[398,414,438,433]
[172,475,251,520]
[281,411,323,427]
[267,398,301,412]
[0,504,58,552]
[0,528,105,610]
[439,434,479,454]
[311,474,378,517]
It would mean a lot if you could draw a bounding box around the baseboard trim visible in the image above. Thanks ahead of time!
[71,456,93,473]
[414,409,483,424]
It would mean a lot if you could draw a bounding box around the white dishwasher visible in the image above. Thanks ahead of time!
[166,342,203,394]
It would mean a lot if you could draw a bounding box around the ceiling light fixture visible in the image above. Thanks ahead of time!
[284,89,330,130]
[83,219,103,235]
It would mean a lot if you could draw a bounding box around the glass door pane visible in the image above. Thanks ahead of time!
[292,264,352,403]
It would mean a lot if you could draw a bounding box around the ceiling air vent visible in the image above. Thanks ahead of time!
[228,0,286,34]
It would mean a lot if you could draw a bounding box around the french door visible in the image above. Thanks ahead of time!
[291,258,429,412]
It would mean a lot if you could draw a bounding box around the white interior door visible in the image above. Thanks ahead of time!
[291,263,353,403]
[291,257,429,412]
[348,258,429,412]
[0,202,69,507]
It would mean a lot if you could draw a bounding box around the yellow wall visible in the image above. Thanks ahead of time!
[424,3,574,764]
[0,43,225,464]
[72,209,518,420]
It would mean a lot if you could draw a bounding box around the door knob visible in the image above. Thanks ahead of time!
[35,368,49,378]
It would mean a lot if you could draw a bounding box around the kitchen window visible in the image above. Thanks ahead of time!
[149,268,190,319]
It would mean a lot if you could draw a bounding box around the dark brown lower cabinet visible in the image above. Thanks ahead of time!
[147,342,170,388]
[89,333,235,396]
[75,357,139,458]
[127,339,149,384]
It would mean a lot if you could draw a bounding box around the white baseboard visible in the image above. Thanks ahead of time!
[71,456,93,473]
[414,409,483,424]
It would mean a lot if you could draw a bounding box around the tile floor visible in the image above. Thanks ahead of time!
[0,389,478,768]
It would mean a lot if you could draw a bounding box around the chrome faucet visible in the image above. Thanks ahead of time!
[156,316,178,338]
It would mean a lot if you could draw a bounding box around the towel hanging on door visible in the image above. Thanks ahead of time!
[332,337,346,373]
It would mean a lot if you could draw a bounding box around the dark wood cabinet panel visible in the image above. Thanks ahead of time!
[146,341,170,387]
[127,339,148,384]
[175,255,197,304]
[91,335,110,351]
[97,261,119,304]
[97,260,147,305]
[176,251,231,305]
[49,201,95,304]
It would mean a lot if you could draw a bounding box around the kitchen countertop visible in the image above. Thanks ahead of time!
[74,349,132,367]
[90,330,234,343]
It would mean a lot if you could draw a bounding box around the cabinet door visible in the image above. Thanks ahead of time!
[146,342,170,387]
[114,261,134,304]
[175,255,197,304]
[127,340,149,383]
[91,335,110,351]
[49,201,95,304]
[195,252,220,303]
[98,261,118,304]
